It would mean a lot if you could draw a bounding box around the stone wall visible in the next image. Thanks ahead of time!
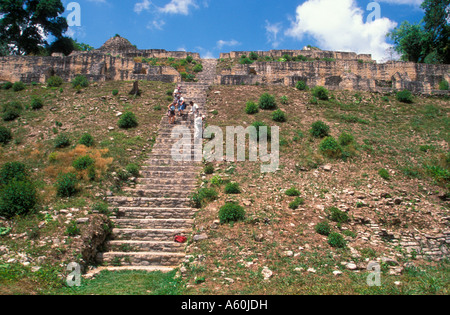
[0,53,181,84]
[216,59,450,94]
[220,49,373,62]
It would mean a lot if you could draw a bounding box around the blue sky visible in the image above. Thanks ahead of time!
[62,0,427,61]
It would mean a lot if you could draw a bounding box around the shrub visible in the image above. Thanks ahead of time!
[289,197,305,210]
[92,202,110,215]
[191,188,218,208]
[0,162,29,186]
[126,163,140,177]
[186,55,194,63]
[327,207,349,224]
[252,121,271,141]
[309,96,319,105]
[118,112,138,129]
[328,232,347,248]
[210,175,223,186]
[296,81,308,91]
[378,168,390,180]
[0,180,37,219]
[31,97,44,110]
[396,90,413,103]
[12,82,25,92]
[193,64,203,73]
[56,173,78,197]
[79,133,94,147]
[258,93,277,110]
[239,57,253,65]
[312,86,329,100]
[319,137,342,159]
[204,164,214,175]
[224,182,241,194]
[46,76,63,88]
[272,109,287,122]
[245,101,259,115]
[285,187,301,197]
[54,133,71,149]
[2,101,23,121]
[338,132,355,146]
[439,80,449,91]
[71,75,89,88]
[310,121,330,138]
[0,127,12,145]
[218,203,246,224]
[280,95,288,105]
[249,52,259,61]
[72,155,95,171]
[65,220,81,236]
[315,221,331,236]
[2,82,12,90]
[112,89,119,96]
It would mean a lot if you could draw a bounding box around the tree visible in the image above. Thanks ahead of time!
[388,22,429,63]
[0,0,68,55]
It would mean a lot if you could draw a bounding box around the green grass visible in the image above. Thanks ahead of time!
[56,270,185,295]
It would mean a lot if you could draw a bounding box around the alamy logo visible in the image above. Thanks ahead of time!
[66,262,81,287]
[367,2,381,23]
[66,2,81,27]
[171,124,280,173]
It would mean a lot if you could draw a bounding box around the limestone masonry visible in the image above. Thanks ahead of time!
[0,36,449,95]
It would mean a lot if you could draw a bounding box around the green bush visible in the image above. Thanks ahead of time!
[252,121,271,141]
[245,101,259,115]
[193,64,203,73]
[54,134,71,149]
[126,163,140,177]
[191,188,218,208]
[31,97,44,110]
[0,180,37,219]
[338,132,355,146]
[72,155,95,171]
[272,109,287,122]
[315,221,331,236]
[378,168,390,180]
[112,89,119,96]
[79,133,94,147]
[0,127,12,145]
[285,187,301,197]
[396,90,413,103]
[65,220,81,236]
[328,232,346,248]
[204,164,214,175]
[312,86,329,100]
[239,57,253,65]
[2,101,23,122]
[258,93,277,110]
[46,76,64,88]
[218,203,246,224]
[249,52,259,61]
[55,173,78,197]
[118,112,138,129]
[2,82,13,90]
[319,137,342,159]
[289,197,305,210]
[280,95,288,105]
[210,175,223,186]
[224,182,241,194]
[92,202,110,215]
[12,82,25,92]
[310,121,330,138]
[309,96,319,105]
[296,81,308,91]
[439,80,449,91]
[71,75,89,88]
[0,162,29,186]
[327,207,349,224]
[186,55,194,63]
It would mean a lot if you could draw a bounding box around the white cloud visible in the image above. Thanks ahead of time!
[159,0,197,15]
[216,39,241,49]
[134,0,152,14]
[147,19,166,30]
[285,0,398,61]
[265,21,283,48]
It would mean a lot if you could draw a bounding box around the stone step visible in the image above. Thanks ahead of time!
[96,251,185,267]
[139,170,199,178]
[106,240,185,253]
[124,187,194,198]
[108,196,192,208]
[115,207,196,219]
[86,266,177,276]
[137,177,197,185]
[113,218,194,230]
[144,159,200,166]
[140,165,201,173]
[111,228,187,242]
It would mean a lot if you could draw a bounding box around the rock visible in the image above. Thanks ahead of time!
[262,266,273,280]
[193,234,208,242]
[346,263,358,270]
[224,278,234,284]
[323,164,332,172]
[283,251,294,257]
[307,268,316,273]
[76,218,89,224]
[294,267,305,272]
[333,270,343,276]
[381,257,399,266]
[31,266,41,273]
[116,112,123,117]
[254,234,264,242]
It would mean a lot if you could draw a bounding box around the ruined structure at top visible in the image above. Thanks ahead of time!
[0,36,448,95]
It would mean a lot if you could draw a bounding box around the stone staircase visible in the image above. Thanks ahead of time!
[94,60,215,273]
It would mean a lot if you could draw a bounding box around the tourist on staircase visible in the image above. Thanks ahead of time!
[168,101,176,124]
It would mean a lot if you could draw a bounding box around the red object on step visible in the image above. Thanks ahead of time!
[174,235,187,243]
